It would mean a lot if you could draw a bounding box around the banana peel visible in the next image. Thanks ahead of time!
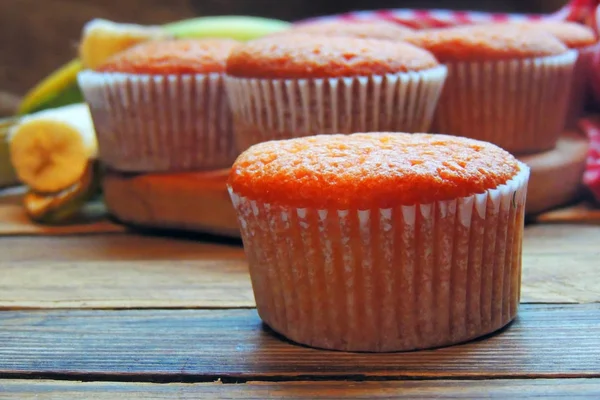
[78,18,173,70]
[17,59,84,116]
[18,15,292,116]
[24,161,102,225]
[163,15,291,39]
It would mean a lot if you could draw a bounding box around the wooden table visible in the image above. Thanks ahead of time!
[0,192,599,399]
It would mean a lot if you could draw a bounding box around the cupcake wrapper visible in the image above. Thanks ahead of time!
[78,71,236,173]
[225,67,447,152]
[228,164,530,352]
[433,51,577,155]
[566,43,599,128]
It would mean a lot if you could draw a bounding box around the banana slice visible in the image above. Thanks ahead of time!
[79,18,172,69]
[9,103,97,194]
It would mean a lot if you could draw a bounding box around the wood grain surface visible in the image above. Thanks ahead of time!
[0,192,597,395]
[0,304,598,380]
[536,202,600,224]
[520,224,600,303]
[0,234,250,309]
[103,169,241,239]
[2,379,600,399]
[0,224,598,309]
[518,132,589,215]
[0,190,124,236]
[0,204,124,236]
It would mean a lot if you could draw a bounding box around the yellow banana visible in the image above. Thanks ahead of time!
[9,103,97,194]
[79,18,172,70]
[17,59,83,116]
[163,15,291,40]
[14,15,291,224]
[18,15,292,116]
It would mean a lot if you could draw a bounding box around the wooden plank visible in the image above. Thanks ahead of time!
[0,232,242,262]
[520,224,600,303]
[0,189,124,235]
[1,379,600,399]
[0,234,251,309]
[535,201,600,224]
[0,305,598,380]
[0,224,598,309]
[0,203,125,236]
[0,260,253,309]
[0,188,127,237]
[521,223,600,254]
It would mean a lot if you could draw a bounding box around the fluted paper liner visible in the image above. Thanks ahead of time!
[566,43,599,128]
[78,71,236,172]
[225,66,447,152]
[433,51,577,155]
[228,163,530,352]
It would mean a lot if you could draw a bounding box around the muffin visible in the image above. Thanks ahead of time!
[228,132,530,352]
[507,21,598,127]
[77,39,239,172]
[404,25,577,155]
[225,34,447,152]
[278,20,415,40]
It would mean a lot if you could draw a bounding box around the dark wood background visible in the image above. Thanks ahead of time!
[0,0,565,114]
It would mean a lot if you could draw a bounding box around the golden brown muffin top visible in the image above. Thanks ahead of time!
[229,132,521,209]
[280,20,415,40]
[404,24,569,62]
[225,34,439,79]
[96,39,240,74]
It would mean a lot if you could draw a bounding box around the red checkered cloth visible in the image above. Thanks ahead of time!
[580,117,600,201]
[297,0,600,203]
[298,0,599,29]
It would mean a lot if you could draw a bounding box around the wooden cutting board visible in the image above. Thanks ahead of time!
[1,130,597,238]
[518,132,590,215]
[102,169,240,238]
[100,132,595,237]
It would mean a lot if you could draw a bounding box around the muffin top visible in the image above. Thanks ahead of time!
[225,35,439,79]
[96,38,240,74]
[281,20,415,40]
[504,21,597,49]
[229,133,521,209]
[404,25,569,62]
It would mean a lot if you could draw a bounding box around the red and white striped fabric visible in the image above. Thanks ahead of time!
[297,0,600,203]
[297,0,599,29]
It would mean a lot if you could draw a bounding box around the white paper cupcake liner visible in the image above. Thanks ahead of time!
[433,50,577,155]
[225,66,447,152]
[78,70,236,173]
[566,43,599,128]
[228,162,530,352]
